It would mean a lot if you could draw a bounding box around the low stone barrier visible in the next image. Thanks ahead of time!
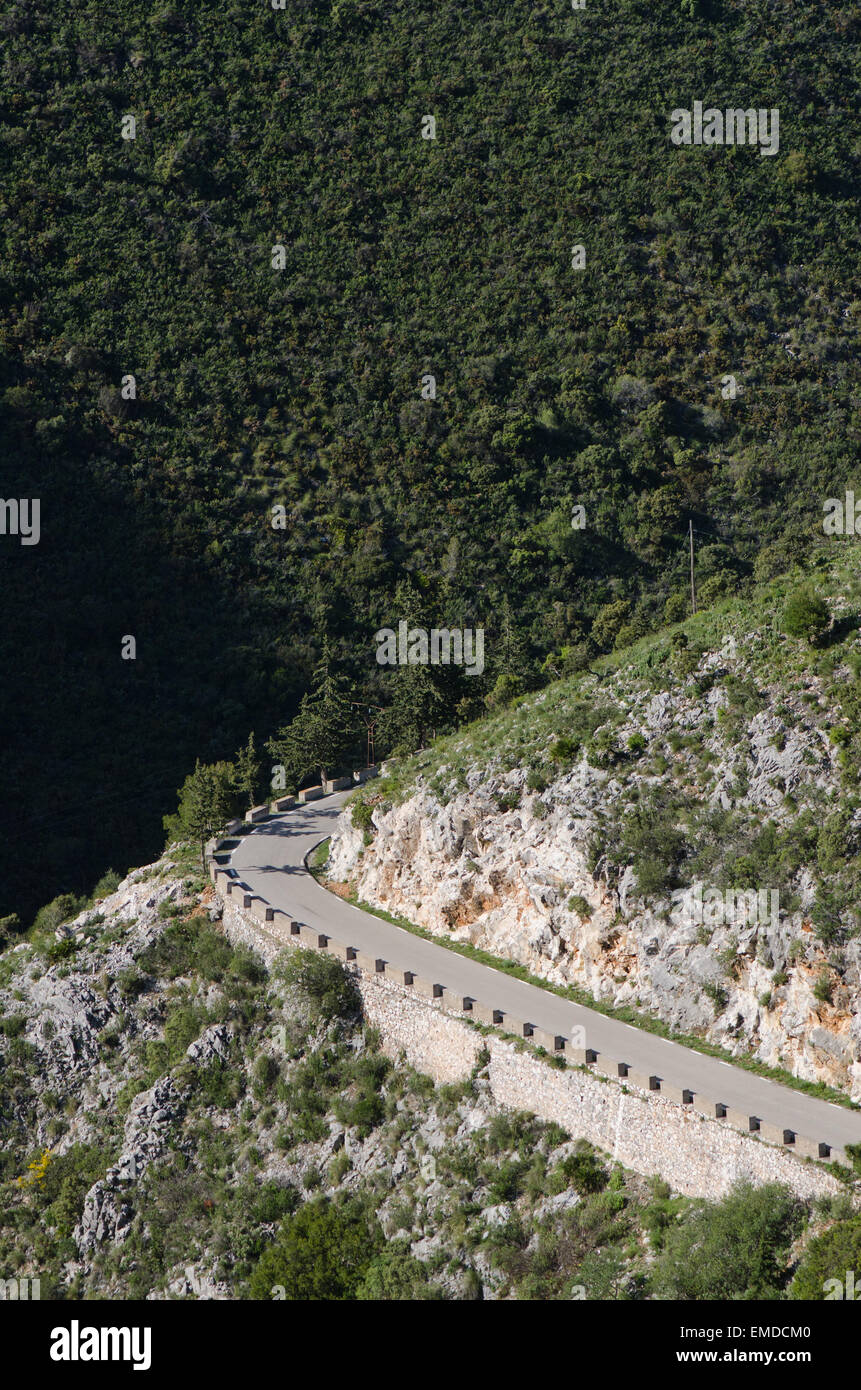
[208,789,856,1190]
[218,890,849,1201]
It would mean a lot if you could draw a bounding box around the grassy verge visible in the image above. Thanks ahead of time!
[316,874,859,1113]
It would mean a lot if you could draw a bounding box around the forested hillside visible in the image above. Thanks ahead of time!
[1,0,859,918]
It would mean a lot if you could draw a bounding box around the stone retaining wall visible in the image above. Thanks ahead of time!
[219,894,845,1201]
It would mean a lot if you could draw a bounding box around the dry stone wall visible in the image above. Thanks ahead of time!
[218,891,845,1201]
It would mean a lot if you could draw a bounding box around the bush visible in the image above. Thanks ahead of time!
[550,1149,608,1196]
[91,869,121,901]
[350,799,375,833]
[782,588,831,645]
[590,600,631,650]
[33,893,86,935]
[247,1197,384,1299]
[790,1216,861,1300]
[46,937,78,963]
[276,948,361,1023]
[254,1053,279,1092]
[357,1242,443,1300]
[664,593,688,624]
[652,1182,802,1299]
[0,913,23,948]
[549,736,579,765]
[567,895,591,918]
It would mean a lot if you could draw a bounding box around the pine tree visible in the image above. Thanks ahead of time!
[233,732,261,809]
[382,576,451,751]
[267,641,354,789]
[485,595,527,709]
[164,760,233,866]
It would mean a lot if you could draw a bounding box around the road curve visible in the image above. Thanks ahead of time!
[225,792,861,1158]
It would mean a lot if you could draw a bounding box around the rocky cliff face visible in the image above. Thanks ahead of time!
[328,629,861,1100]
[1,852,650,1300]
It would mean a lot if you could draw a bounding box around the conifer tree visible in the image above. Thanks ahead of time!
[233,732,261,810]
[267,641,354,789]
[164,760,233,866]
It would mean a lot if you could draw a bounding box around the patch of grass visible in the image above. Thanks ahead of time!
[323,884,858,1110]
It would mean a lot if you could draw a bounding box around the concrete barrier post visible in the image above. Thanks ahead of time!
[498,1014,531,1039]
[564,1043,598,1066]
[794,1136,831,1160]
[441,988,471,1013]
[413,978,444,1001]
[659,1083,694,1106]
[385,964,413,986]
[628,1070,661,1092]
[726,1107,760,1133]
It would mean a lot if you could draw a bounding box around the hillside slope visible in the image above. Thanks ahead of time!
[329,558,861,1097]
[2,0,860,916]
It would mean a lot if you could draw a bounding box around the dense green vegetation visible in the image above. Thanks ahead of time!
[1,0,859,919]
[2,860,860,1301]
[358,552,861,955]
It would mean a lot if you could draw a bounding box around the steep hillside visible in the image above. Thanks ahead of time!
[1,841,858,1301]
[2,0,860,917]
[0,845,657,1299]
[329,557,861,1097]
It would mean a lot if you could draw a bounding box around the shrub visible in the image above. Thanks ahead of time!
[247,1197,384,1299]
[356,1242,443,1300]
[568,895,591,918]
[46,937,78,963]
[550,1149,608,1196]
[0,913,23,948]
[549,736,579,765]
[254,1053,279,1092]
[782,588,831,645]
[276,949,361,1023]
[653,1183,802,1299]
[790,1216,861,1300]
[350,799,375,833]
[664,593,688,624]
[703,982,728,1013]
[33,893,86,935]
[91,869,121,901]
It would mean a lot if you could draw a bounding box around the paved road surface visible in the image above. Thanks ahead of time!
[226,792,861,1157]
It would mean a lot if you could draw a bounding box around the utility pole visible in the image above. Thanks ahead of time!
[689,520,697,614]
[351,703,382,768]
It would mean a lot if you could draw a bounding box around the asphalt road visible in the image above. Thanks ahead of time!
[226,792,861,1158]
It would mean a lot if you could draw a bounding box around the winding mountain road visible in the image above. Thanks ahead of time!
[225,792,861,1160]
